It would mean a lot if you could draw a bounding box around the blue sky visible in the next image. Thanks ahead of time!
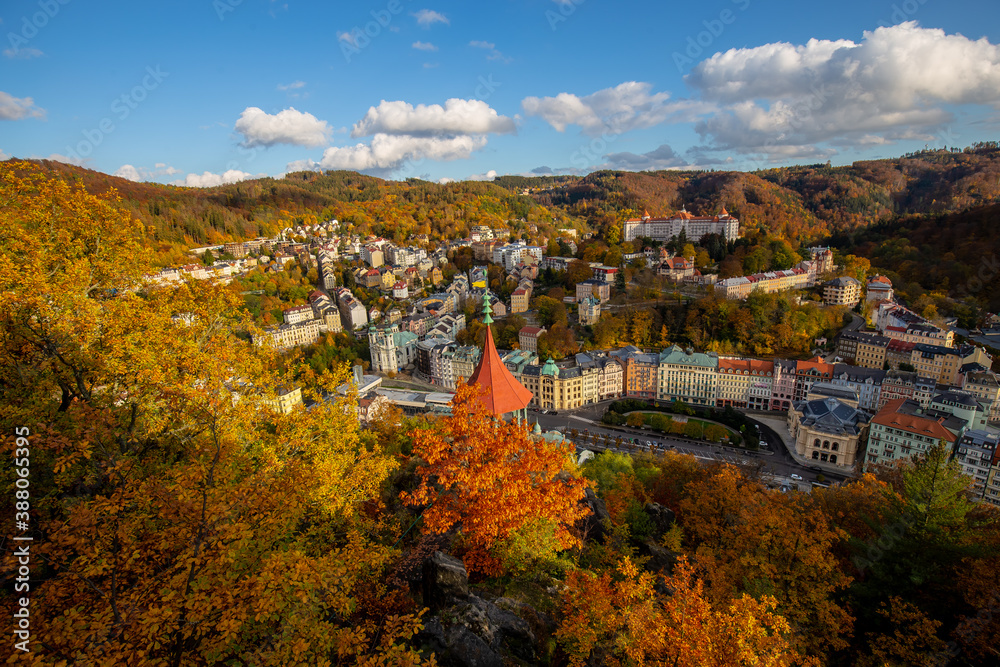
[2,0,1000,186]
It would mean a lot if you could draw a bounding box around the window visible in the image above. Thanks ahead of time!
[812,451,820,460]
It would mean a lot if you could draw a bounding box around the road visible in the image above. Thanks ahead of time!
[525,401,848,489]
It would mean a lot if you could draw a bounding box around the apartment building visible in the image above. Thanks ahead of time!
[824,276,862,307]
[963,371,1000,424]
[836,331,889,368]
[865,398,963,469]
[716,357,774,409]
[657,345,719,407]
[576,280,611,303]
[518,326,546,353]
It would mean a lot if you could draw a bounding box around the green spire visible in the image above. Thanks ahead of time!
[482,291,493,325]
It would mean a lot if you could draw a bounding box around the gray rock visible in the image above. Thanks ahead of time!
[582,487,612,542]
[419,617,502,667]
[638,540,680,574]
[422,551,469,610]
[420,594,540,665]
[643,502,676,536]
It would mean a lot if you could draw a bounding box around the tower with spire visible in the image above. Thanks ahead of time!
[466,292,533,422]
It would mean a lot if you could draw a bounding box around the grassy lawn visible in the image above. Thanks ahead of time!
[630,411,744,446]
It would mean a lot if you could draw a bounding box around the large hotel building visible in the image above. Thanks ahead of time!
[623,208,740,244]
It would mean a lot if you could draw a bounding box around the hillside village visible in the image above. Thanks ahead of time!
[146,206,1000,508]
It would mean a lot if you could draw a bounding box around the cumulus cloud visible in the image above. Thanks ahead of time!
[351,98,516,137]
[522,81,710,136]
[0,91,45,120]
[114,163,182,182]
[235,106,332,148]
[413,9,449,27]
[277,81,306,91]
[171,169,262,188]
[602,144,689,171]
[3,46,43,59]
[467,169,498,181]
[287,134,488,177]
[412,41,438,51]
[0,148,9,160]
[687,23,1000,155]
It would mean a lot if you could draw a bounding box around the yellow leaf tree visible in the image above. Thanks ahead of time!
[0,164,430,666]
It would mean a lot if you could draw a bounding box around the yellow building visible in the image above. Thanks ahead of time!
[267,386,303,414]
[519,358,602,410]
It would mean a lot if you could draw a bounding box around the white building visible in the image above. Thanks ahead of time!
[623,208,739,244]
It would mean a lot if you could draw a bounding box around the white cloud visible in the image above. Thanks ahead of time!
[171,169,262,188]
[467,169,498,181]
[337,31,357,46]
[352,98,516,137]
[114,163,182,182]
[235,106,332,148]
[687,23,1000,155]
[438,177,456,184]
[3,46,43,59]
[413,9,449,27]
[40,152,85,165]
[412,41,438,51]
[469,40,512,63]
[0,148,8,160]
[288,134,488,176]
[277,80,306,91]
[522,81,710,136]
[0,91,45,120]
[601,144,689,171]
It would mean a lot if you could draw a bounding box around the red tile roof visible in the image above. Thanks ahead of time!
[872,399,958,442]
[468,325,533,415]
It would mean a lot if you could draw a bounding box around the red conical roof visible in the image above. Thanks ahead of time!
[468,325,533,416]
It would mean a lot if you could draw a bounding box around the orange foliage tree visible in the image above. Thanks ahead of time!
[402,384,589,574]
[679,466,854,659]
[556,557,807,667]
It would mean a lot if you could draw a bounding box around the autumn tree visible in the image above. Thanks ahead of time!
[556,558,805,667]
[402,384,589,574]
[0,165,429,666]
[680,467,854,659]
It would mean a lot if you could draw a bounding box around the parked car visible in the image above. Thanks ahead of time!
[790,473,803,481]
